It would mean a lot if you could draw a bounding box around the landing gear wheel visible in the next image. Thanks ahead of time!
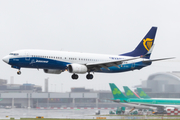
[17,71,21,75]
[86,74,93,80]
[71,74,78,80]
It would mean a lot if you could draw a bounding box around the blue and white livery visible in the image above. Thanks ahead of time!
[2,27,173,80]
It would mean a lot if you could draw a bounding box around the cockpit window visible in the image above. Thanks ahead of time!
[9,53,19,56]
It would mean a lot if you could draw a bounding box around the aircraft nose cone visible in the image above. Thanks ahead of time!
[2,56,9,63]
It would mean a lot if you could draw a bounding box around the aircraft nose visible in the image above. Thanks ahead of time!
[2,56,9,64]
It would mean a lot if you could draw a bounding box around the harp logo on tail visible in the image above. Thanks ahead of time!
[143,38,154,51]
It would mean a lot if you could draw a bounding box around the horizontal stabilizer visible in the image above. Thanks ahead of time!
[143,57,175,63]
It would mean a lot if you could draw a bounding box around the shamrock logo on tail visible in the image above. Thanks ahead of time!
[113,88,121,95]
[140,91,147,97]
[126,90,134,96]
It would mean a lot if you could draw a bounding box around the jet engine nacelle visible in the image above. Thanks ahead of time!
[68,64,88,74]
[43,69,62,74]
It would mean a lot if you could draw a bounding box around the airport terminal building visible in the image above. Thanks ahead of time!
[136,71,180,98]
[0,91,116,108]
[0,71,180,108]
[0,80,118,108]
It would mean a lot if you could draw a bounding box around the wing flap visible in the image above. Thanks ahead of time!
[86,56,141,71]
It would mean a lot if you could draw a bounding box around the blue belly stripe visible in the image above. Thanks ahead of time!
[9,57,151,73]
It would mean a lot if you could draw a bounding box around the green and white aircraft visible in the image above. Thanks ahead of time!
[110,83,180,112]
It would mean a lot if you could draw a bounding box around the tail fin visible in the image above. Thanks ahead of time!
[137,88,151,98]
[123,86,140,99]
[109,83,127,99]
[120,27,157,59]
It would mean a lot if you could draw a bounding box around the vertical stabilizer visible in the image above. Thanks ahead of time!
[137,88,151,98]
[120,27,157,59]
[109,83,127,99]
[123,86,140,99]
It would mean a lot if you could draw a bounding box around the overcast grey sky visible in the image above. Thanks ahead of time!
[0,0,180,92]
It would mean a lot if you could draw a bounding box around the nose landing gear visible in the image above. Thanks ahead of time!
[17,70,21,75]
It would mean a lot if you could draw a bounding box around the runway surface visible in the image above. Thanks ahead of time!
[0,108,110,119]
[1,108,179,119]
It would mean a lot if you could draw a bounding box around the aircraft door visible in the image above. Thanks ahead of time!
[131,62,135,69]
[25,51,30,61]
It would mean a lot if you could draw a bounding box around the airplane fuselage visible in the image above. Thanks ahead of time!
[2,27,161,79]
[3,49,150,73]
[113,98,180,109]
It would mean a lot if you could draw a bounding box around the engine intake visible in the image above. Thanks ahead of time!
[68,64,88,74]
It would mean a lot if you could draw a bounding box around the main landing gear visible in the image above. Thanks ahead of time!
[86,74,93,80]
[17,70,21,75]
[72,74,78,80]
[71,73,94,80]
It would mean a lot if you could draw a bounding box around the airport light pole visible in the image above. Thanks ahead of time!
[61,83,63,92]
[55,84,56,92]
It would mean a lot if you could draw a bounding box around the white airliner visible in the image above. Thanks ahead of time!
[2,27,173,80]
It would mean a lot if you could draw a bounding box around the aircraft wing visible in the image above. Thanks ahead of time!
[123,101,179,109]
[131,103,164,107]
[86,56,141,71]
[135,103,180,108]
